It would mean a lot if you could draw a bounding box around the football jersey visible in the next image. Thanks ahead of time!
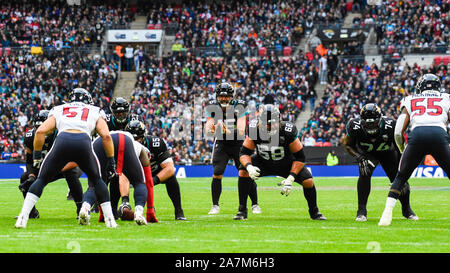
[205,99,248,144]
[247,120,299,164]
[141,135,172,174]
[108,130,148,158]
[346,116,397,154]
[105,113,141,131]
[49,102,106,137]
[400,91,450,131]
[24,128,58,173]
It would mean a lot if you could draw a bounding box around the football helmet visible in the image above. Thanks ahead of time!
[69,88,93,105]
[33,110,50,128]
[415,73,441,93]
[215,82,235,107]
[360,103,382,135]
[258,104,280,136]
[125,120,146,140]
[110,97,130,123]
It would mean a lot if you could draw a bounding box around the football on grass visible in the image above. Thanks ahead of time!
[121,207,134,221]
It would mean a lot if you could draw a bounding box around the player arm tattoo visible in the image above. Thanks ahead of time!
[239,136,256,168]
[33,116,56,152]
[289,138,305,175]
[394,108,410,153]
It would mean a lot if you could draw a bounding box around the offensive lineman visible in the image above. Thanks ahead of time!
[343,103,417,221]
[19,110,84,218]
[379,74,450,226]
[235,104,326,220]
[126,120,186,220]
[205,82,260,215]
[15,88,118,228]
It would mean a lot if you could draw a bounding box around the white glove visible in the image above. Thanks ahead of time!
[278,175,295,196]
[246,164,260,181]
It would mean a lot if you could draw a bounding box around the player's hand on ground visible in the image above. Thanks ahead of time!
[146,207,158,223]
[278,175,295,196]
[246,164,260,181]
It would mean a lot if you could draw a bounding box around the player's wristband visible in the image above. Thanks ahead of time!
[244,162,252,169]
[152,176,160,185]
[33,150,42,160]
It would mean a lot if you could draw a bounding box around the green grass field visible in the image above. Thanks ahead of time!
[0,177,449,253]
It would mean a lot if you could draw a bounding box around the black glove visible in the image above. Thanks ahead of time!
[105,157,117,181]
[357,154,375,176]
[19,176,36,193]
[33,150,43,169]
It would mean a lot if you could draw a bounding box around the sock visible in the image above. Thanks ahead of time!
[165,178,182,211]
[384,197,397,213]
[100,201,114,219]
[82,187,97,206]
[20,192,40,217]
[248,180,258,206]
[133,183,148,208]
[303,185,318,212]
[143,165,155,211]
[238,176,252,209]
[135,205,144,216]
[357,176,371,212]
[211,178,222,206]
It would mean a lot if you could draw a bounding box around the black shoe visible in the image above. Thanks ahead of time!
[175,209,187,221]
[402,207,419,220]
[309,208,326,220]
[29,208,40,219]
[66,193,74,201]
[233,207,248,220]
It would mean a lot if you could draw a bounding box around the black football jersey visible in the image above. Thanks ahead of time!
[106,113,141,131]
[23,128,57,174]
[248,120,299,164]
[346,116,397,155]
[205,99,248,144]
[141,135,172,175]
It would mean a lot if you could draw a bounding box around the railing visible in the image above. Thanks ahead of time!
[0,46,102,56]
[364,44,449,55]
[173,45,301,58]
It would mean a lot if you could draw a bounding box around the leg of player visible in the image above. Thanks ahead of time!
[209,173,223,215]
[233,169,251,220]
[18,172,40,219]
[231,150,260,214]
[356,174,371,222]
[131,181,148,225]
[164,176,186,220]
[301,178,326,220]
[61,165,83,217]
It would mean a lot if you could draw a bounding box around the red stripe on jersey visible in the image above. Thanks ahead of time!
[116,133,125,175]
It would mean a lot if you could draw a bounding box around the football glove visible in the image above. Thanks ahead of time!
[105,157,117,181]
[357,155,375,176]
[32,150,43,169]
[146,207,158,223]
[246,164,260,181]
[19,175,36,193]
[278,175,295,196]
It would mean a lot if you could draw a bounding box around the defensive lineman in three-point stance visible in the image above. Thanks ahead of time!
[379,74,450,226]
[235,104,326,220]
[15,88,118,228]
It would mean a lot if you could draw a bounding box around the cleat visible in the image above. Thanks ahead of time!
[134,214,147,226]
[355,215,367,222]
[233,207,248,220]
[251,204,261,214]
[175,209,187,221]
[403,208,419,221]
[311,213,327,220]
[15,213,29,228]
[208,205,220,215]
[105,216,118,228]
[78,204,91,225]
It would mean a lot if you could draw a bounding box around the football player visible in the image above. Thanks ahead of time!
[15,88,118,228]
[126,120,186,221]
[379,74,450,226]
[86,130,156,225]
[18,110,84,219]
[105,96,140,211]
[205,82,260,215]
[235,104,326,220]
[343,103,417,222]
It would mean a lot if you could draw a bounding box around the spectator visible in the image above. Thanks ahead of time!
[326,149,339,166]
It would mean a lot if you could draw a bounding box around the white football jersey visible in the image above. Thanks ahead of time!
[400,91,450,131]
[49,102,106,136]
